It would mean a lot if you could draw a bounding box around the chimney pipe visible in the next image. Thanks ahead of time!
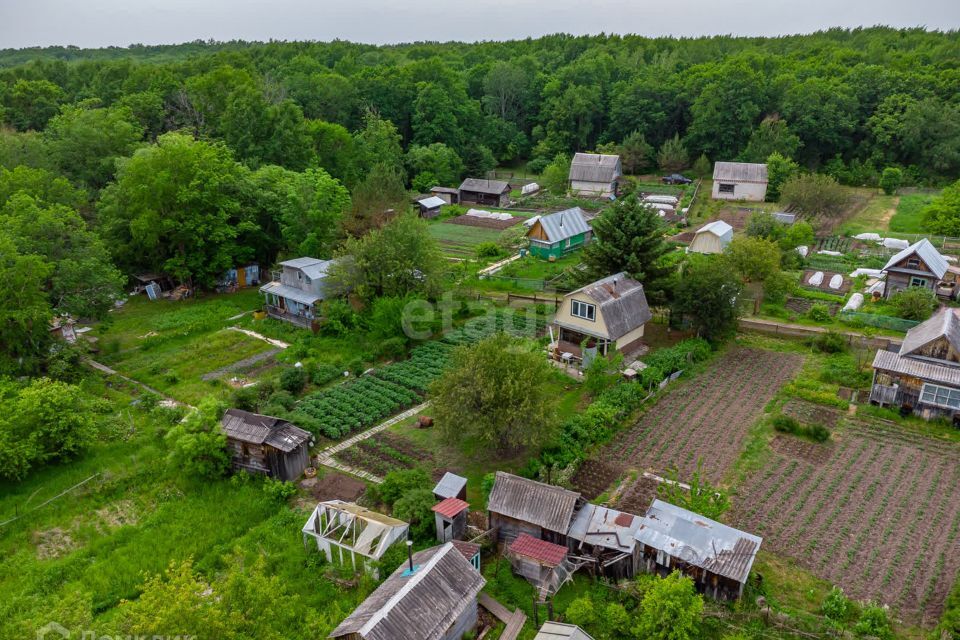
[406,539,414,572]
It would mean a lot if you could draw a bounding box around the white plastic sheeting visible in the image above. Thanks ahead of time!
[796,245,809,257]
[829,274,844,290]
[843,293,864,311]
[643,194,680,206]
[818,250,843,256]
[854,232,882,241]
[851,268,883,278]
[807,271,824,286]
[466,208,513,221]
[522,182,540,195]
[882,237,911,250]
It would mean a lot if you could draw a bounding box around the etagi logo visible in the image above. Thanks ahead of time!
[36,622,195,640]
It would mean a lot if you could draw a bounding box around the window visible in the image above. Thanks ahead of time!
[718,183,735,194]
[571,299,596,321]
[920,383,960,409]
[304,275,312,285]
[910,276,928,288]
[907,257,921,268]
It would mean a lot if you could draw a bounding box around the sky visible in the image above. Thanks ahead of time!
[0,0,957,49]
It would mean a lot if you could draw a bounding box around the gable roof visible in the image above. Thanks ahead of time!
[569,153,622,183]
[712,162,768,183]
[531,207,591,243]
[279,256,333,280]
[329,542,485,640]
[509,534,568,567]
[487,471,580,534]
[881,238,948,279]
[872,348,960,387]
[220,409,311,452]
[899,306,960,357]
[567,503,641,554]
[432,497,470,518]
[433,472,468,499]
[634,499,762,584]
[566,272,652,340]
[534,622,596,640]
[459,178,510,195]
[696,220,734,241]
[417,196,446,209]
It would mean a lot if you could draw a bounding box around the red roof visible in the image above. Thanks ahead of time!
[508,533,567,567]
[451,540,481,561]
[431,497,469,518]
[614,512,635,527]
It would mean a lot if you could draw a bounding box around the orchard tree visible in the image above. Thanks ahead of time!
[580,195,672,303]
[780,173,850,219]
[765,152,800,201]
[632,571,704,640]
[674,255,743,343]
[430,333,558,455]
[0,232,53,376]
[724,236,782,283]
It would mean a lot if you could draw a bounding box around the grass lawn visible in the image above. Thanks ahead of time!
[888,192,937,234]
[427,221,510,259]
[837,191,898,235]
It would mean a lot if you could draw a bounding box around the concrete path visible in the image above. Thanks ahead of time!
[201,348,279,381]
[315,402,431,484]
[228,326,290,349]
[478,253,521,276]
[85,359,192,408]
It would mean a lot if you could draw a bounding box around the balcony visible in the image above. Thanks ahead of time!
[265,305,314,329]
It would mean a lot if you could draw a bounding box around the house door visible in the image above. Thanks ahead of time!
[442,519,452,542]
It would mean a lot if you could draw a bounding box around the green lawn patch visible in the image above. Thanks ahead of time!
[888,192,937,233]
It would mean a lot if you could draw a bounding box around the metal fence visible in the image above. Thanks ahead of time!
[839,311,919,333]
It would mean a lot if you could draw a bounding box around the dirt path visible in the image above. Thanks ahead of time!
[85,359,192,408]
[878,196,901,228]
[228,326,290,349]
[200,348,279,381]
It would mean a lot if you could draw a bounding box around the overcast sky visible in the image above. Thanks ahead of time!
[0,0,957,49]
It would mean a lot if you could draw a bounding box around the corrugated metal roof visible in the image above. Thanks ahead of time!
[432,497,469,518]
[567,504,641,554]
[634,499,761,584]
[534,622,596,640]
[900,307,960,357]
[459,178,510,194]
[417,196,446,209]
[509,533,568,566]
[696,220,734,241]
[220,409,310,452]
[431,186,459,194]
[569,153,622,183]
[329,542,485,640]
[566,272,652,340]
[433,472,467,499]
[873,349,960,386]
[712,162,768,183]
[280,256,326,269]
[259,282,322,305]
[487,471,580,534]
[533,207,591,243]
[882,238,948,279]
[451,540,480,561]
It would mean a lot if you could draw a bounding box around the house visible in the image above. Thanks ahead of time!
[534,622,595,640]
[329,542,486,640]
[432,497,469,543]
[568,153,622,197]
[880,238,949,300]
[220,409,313,482]
[633,499,762,600]
[870,306,960,422]
[507,533,577,600]
[259,257,335,328]
[416,196,446,219]
[458,178,511,207]
[711,162,768,201]
[302,501,409,574]
[220,264,260,289]
[487,471,582,545]
[433,472,468,501]
[526,207,592,259]
[551,272,652,360]
[566,504,643,580]
[688,220,733,255]
[431,186,460,204]
[50,316,78,344]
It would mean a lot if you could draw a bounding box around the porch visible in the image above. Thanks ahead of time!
[265,304,314,329]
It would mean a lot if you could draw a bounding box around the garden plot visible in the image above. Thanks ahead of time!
[607,348,803,483]
[427,221,506,258]
[336,432,435,478]
[731,420,960,624]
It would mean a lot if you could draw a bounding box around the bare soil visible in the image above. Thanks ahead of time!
[770,434,835,465]
[300,472,367,502]
[570,460,622,500]
[782,399,841,428]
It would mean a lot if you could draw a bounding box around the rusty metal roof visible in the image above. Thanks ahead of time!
[487,472,580,534]
[567,504,641,554]
[329,542,485,640]
[509,533,568,567]
[451,540,480,562]
[432,497,469,518]
[633,500,761,584]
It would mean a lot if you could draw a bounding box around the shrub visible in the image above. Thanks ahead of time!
[821,587,853,623]
[806,304,832,322]
[373,468,431,507]
[780,173,850,219]
[854,603,894,640]
[807,424,831,442]
[890,286,938,321]
[811,330,846,353]
[392,488,436,541]
[311,363,341,386]
[376,337,408,360]
[773,415,800,433]
[879,167,903,195]
[475,241,503,259]
[262,478,297,502]
[279,367,307,394]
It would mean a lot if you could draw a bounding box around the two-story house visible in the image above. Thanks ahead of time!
[870,306,960,422]
[881,238,949,300]
[259,257,335,328]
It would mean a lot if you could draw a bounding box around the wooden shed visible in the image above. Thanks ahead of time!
[431,186,460,204]
[568,153,622,197]
[329,542,486,640]
[416,195,446,219]
[220,409,313,481]
[487,471,582,545]
[711,162,768,201]
[458,178,511,207]
[507,534,579,601]
[433,497,469,543]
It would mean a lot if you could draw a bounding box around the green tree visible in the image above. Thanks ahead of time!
[765,152,800,202]
[782,77,858,166]
[44,103,144,190]
[411,82,462,149]
[724,236,781,283]
[923,179,960,236]
[406,143,463,187]
[685,63,766,161]
[430,333,558,454]
[879,167,903,195]
[691,153,711,178]
[344,163,409,236]
[740,115,801,163]
[221,86,313,170]
[4,79,65,131]
[98,132,250,287]
[354,110,405,176]
[270,167,351,257]
[674,255,743,343]
[306,120,361,186]
[392,488,436,541]
[656,459,731,520]
[0,128,51,170]
[581,195,672,303]
[331,213,444,300]
[619,130,655,174]
[164,397,230,479]
[541,153,570,194]
[632,571,704,640]
[374,468,432,506]
[890,287,938,321]
[780,173,850,219]
[0,232,53,376]
[657,134,689,172]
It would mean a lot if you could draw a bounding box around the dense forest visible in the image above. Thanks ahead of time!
[1,28,959,373]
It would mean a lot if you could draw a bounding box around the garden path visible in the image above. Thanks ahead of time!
[228,326,290,349]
